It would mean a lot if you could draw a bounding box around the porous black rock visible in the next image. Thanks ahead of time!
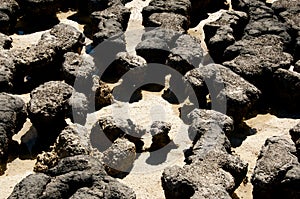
[94,79,113,111]
[290,122,300,156]
[101,138,136,177]
[34,124,92,172]
[144,12,189,33]
[96,116,146,151]
[9,155,136,199]
[12,24,85,91]
[223,34,293,91]
[90,4,130,47]
[27,81,73,133]
[184,64,261,123]
[0,33,12,49]
[142,0,191,21]
[272,68,300,111]
[141,28,180,46]
[40,23,85,55]
[162,150,248,199]
[203,10,248,63]
[251,136,300,199]
[0,0,19,34]
[149,121,172,151]
[62,52,96,89]
[0,50,16,92]
[101,52,147,83]
[186,108,234,135]
[136,37,170,64]
[161,109,248,199]
[0,93,26,174]
[162,109,247,198]
[20,0,60,17]
[271,0,300,60]
[167,34,204,75]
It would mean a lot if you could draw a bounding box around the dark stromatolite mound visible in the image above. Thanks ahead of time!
[12,23,84,91]
[19,0,60,17]
[167,34,204,75]
[0,33,12,49]
[145,12,189,33]
[96,116,146,151]
[93,79,113,111]
[9,155,136,199]
[62,52,96,88]
[141,28,180,46]
[40,23,85,55]
[28,81,87,130]
[272,0,300,60]
[136,37,170,64]
[89,4,130,47]
[184,64,261,124]
[101,52,147,83]
[101,138,136,177]
[290,122,300,158]
[136,27,184,64]
[203,10,248,63]
[223,34,293,91]
[34,124,92,172]
[0,93,26,174]
[244,0,291,45]
[186,108,234,135]
[162,150,247,199]
[142,0,191,22]
[28,81,73,135]
[149,121,172,151]
[0,50,16,92]
[78,0,126,14]
[162,109,247,198]
[0,0,19,34]
[272,69,300,111]
[186,119,232,162]
[251,136,300,199]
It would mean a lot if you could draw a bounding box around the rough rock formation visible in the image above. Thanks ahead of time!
[290,122,300,158]
[0,33,12,49]
[223,34,293,91]
[28,81,73,133]
[149,121,172,151]
[94,79,113,111]
[19,0,60,17]
[101,52,147,83]
[251,136,300,199]
[272,68,300,111]
[142,0,191,22]
[0,0,19,34]
[203,10,248,63]
[0,93,26,174]
[96,115,146,151]
[9,155,136,199]
[62,52,96,92]
[101,138,136,177]
[89,3,130,46]
[0,50,16,92]
[162,109,247,198]
[184,64,261,123]
[167,34,204,75]
[272,0,300,60]
[13,23,84,91]
[136,37,170,64]
[34,124,92,172]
